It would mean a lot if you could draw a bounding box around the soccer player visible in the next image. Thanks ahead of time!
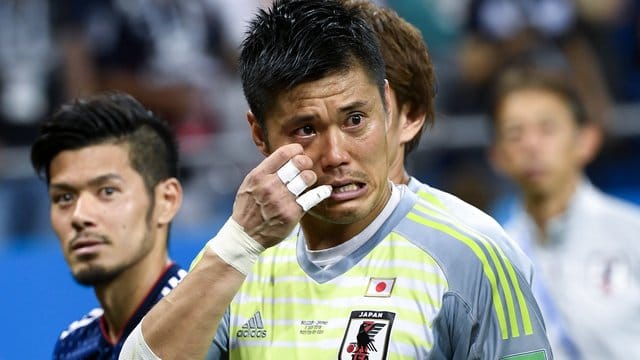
[31,92,187,359]
[343,0,534,283]
[121,1,552,358]
[488,67,640,359]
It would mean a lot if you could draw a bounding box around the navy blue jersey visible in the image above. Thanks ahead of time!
[53,263,186,359]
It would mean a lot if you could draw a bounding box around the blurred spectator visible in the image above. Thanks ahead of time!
[0,0,65,243]
[57,0,237,152]
[488,67,640,359]
[0,0,63,147]
[383,0,469,57]
[445,0,612,129]
[385,0,470,98]
[573,0,640,102]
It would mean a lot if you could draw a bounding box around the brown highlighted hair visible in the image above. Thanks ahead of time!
[343,0,437,156]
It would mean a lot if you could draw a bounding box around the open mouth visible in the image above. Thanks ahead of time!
[327,181,367,201]
[332,183,363,193]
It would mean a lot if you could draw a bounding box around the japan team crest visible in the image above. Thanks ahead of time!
[338,311,395,360]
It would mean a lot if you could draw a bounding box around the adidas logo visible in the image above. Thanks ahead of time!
[236,311,267,338]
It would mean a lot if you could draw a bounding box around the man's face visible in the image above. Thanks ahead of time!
[254,65,392,227]
[48,143,156,286]
[492,89,584,198]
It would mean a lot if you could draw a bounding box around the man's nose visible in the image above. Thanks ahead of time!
[70,193,96,230]
[318,128,350,170]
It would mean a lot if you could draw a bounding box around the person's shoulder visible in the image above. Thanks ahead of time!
[158,263,188,298]
[165,263,188,281]
[409,178,502,228]
[395,192,494,271]
[54,307,103,349]
[406,180,524,257]
[396,189,530,288]
[395,195,536,339]
[585,184,640,224]
[52,308,108,359]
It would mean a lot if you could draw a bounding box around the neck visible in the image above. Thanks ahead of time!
[524,176,580,239]
[94,251,169,343]
[388,160,410,186]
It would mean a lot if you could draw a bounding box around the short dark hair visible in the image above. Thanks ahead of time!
[240,0,386,130]
[31,92,179,197]
[343,0,436,156]
[489,66,588,133]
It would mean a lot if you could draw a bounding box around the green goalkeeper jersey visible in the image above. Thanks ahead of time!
[205,185,551,359]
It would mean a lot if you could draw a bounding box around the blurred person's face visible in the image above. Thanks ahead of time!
[248,65,392,235]
[491,89,593,199]
[385,87,426,185]
[48,143,159,286]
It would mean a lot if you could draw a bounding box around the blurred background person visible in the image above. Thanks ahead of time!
[56,0,237,147]
[0,0,64,242]
[488,66,640,359]
[572,0,640,103]
[31,92,186,359]
[444,0,612,124]
[343,0,534,282]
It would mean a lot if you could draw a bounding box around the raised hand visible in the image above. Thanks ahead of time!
[231,143,331,249]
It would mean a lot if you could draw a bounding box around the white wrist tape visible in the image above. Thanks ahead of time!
[207,217,265,275]
[119,320,161,360]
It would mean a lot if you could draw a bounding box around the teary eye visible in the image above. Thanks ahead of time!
[348,114,363,126]
[294,124,316,137]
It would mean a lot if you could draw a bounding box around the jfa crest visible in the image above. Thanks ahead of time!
[338,311,395,360]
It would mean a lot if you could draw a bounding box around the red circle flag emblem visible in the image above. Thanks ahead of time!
[365,278,395,297]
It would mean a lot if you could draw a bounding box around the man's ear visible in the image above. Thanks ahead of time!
[577,123,603,166]
[155,177,182,226]
[247,111,270,156]
[399,103,426,145]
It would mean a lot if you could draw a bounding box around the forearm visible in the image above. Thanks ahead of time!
[120,146,328,358]
[141,249,245,359]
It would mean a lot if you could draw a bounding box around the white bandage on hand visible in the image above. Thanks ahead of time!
[276,159,300,184]
[207,218,266,275]
[277,159,332,211]
[286,174,308,196]
[296,185,332,211]
[208,162,331,274]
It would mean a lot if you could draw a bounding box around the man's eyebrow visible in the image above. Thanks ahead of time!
[285,114,316,128]
[50,174,124,190]
[338,100,370,113]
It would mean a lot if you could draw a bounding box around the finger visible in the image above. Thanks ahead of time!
[259,143,304,174]
[277,159,300,184]
[296,185,332,212]
[286,173,309,196]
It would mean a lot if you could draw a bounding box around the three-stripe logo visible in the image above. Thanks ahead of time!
[236,311,267,338]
